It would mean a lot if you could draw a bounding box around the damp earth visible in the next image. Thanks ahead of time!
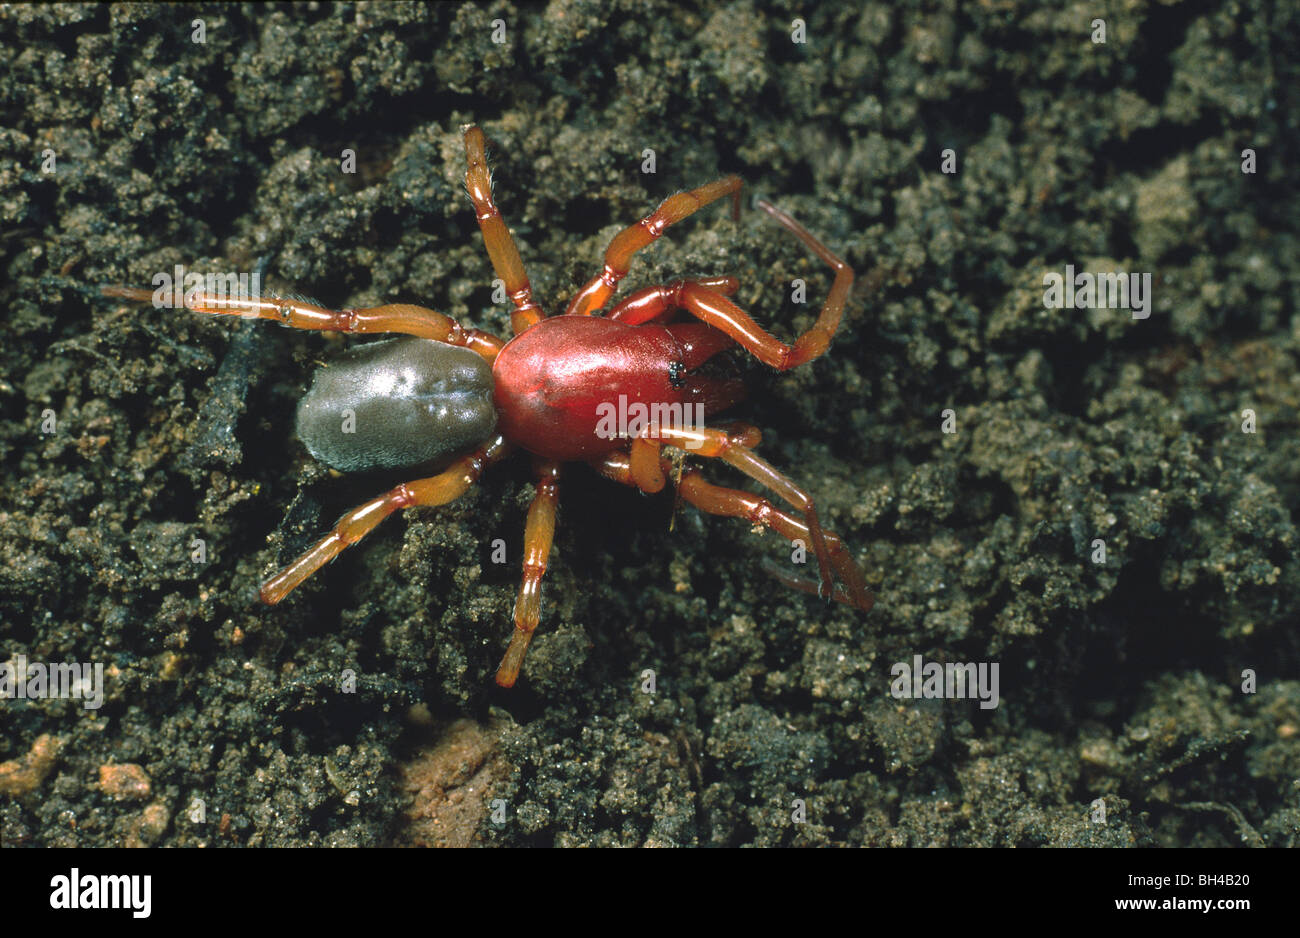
[1,2,1297,846]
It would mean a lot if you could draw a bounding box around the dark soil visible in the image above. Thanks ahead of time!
[1,1,1297,846]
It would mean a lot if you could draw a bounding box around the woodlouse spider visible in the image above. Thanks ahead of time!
[103,124,874,688]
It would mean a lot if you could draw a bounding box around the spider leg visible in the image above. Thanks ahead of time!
[259,435,511,604]
[629,438,667,493]
[462,125,545,335]
[607,275,739,324]
[639,424,841,604]
[496,460,561,688]
[100,287,505,364]
[676,467,872,611]
[629,420,760,495]
[591,448,872,612]
[671,199,854,370]
[565,177,743,317]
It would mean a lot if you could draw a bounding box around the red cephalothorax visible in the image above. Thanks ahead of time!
[103,124,874,688]
[492,316,738,461]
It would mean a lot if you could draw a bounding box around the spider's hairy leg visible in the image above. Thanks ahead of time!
[592,448,872,613]
[670,199,854,370]
[496,460,561,688]
[607,275,739,324]
[462,125,545,335]
[100,287,505,362]
[641,424,847,605]
[259,436,512,604]
[677,468,872,611]
[564,176,743,317]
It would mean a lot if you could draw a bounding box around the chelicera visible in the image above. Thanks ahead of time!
[104,124,873,687]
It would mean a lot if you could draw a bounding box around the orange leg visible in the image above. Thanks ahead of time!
[260,435,511,604]
[673,199,854,370]
[591,449,872,612]
[607,275,739,324]
[496,460,561,688]
[629,438,666,493]
[639,424,836,601]
[100,287,505,363]
[677,469,872,611]
[462,125,545,335]
[630,419,760,495]
[564,177,743,317]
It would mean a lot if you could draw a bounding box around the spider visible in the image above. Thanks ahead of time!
[103,124,873,687]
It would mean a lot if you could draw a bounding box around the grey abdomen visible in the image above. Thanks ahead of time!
[295,337,497,473]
